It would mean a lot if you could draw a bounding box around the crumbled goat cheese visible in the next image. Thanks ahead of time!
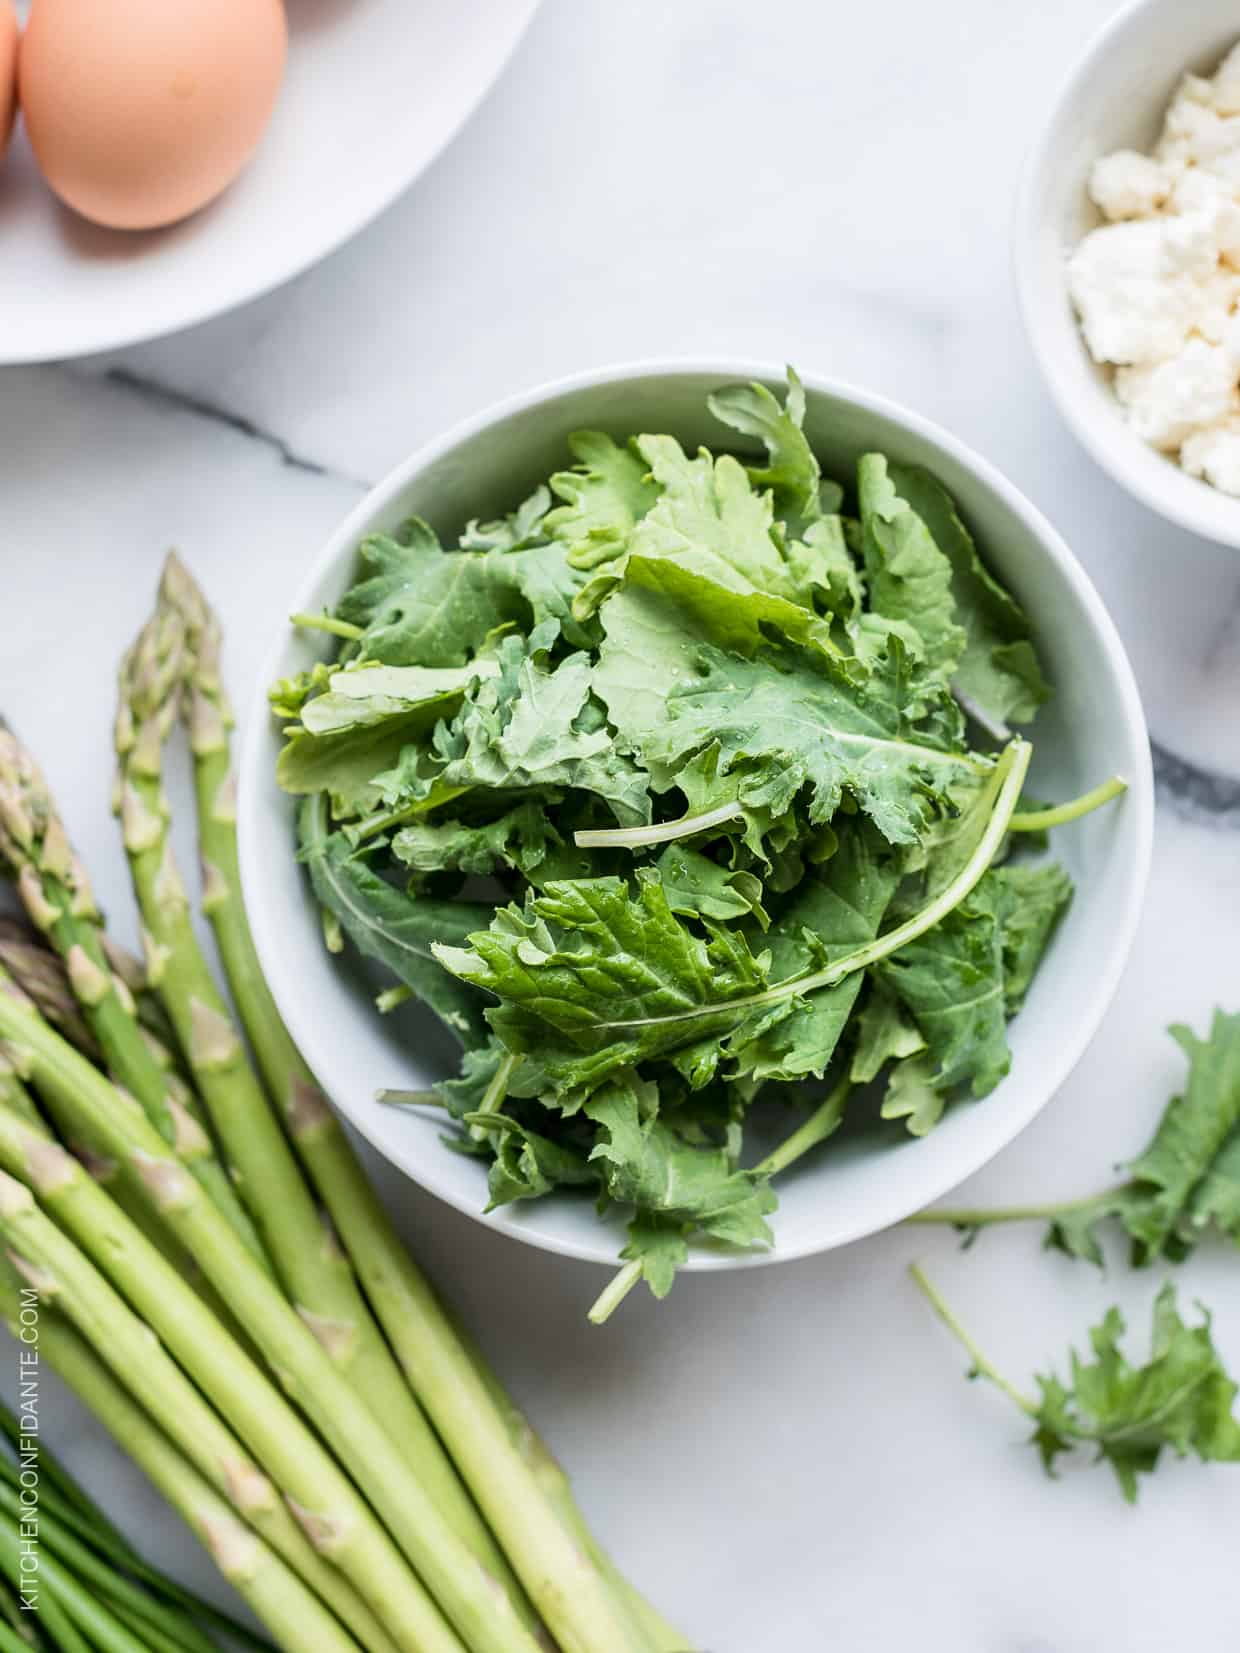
[1182,418,1240,494]
[1190,267,1240,343]
[1089,151,1170,220]
[1067,219,1198,364]
[1068,41,1240,496]
[1114,338,1239,449]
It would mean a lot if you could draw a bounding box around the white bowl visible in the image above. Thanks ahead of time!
[1015,0,1240,548]
[239,361,1153,1275]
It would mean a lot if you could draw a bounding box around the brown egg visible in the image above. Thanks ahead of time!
[0,1,17,163]
[19,0,287,230]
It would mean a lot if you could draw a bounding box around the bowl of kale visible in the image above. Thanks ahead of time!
[241,362,1153,1319]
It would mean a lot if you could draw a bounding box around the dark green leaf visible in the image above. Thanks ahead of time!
[1031,1285,1240,1501]
[877,871,1011,1101]
[1125,1011,1240,1262]
[486,1121,596,1207]
[392,800,562,878]
[434,870,772,1100]
[727,828,900,1084]
[654,844,768,927]
[298,797,491,1045]
[880,1052,947,1137]
[850,981,925,1084]
[645,637,978,848]
[618,1214,690,1301]
[403,628,651,828]
[337,518,591,664]
[1187,1127,1240,1245]
[594,555,847,757]
[996,862,1073,1013]
[276,658,494,803]
[886,461,1050,727]
[584,1072,775,1249]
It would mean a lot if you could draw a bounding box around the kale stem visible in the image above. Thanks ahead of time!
[468,1052,517,1144]
[376,1089,449,1109]
[1009,775,1127,832]
[574,802,744,850]
[288,611,365,641]
[346,787,474,846]
[754,1076,851,1178]
[908,1264,1037,1415]
[905,1185,1128,1229]
[588,1261,644,1327]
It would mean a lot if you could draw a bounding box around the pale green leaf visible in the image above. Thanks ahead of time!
[858,453,965,683]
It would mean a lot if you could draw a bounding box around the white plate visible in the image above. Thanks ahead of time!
[240,360,1154,1274]
[0,0,541,363]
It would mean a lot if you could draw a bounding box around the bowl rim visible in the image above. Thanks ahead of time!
[1012,0,1240,551]
[239,356,1154,1273]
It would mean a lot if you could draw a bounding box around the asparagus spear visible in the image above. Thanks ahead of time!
[0,1578,38,1652]
[164,556,665,1653]
[0,727,263,1265]
[0,989,557,1653]
[0,1482,218,1653]
[0,1461,269,1653]
[0,1518,92,1653]
[287,1085,659,1653]
[0,1128,413,1653]
[459,1325,688,1652]
[122,564,523,1609]
[0,919,97,1059]
[0,1395,114,1543]
[0,1268,365,1653]
[0,951,216,1311]
[0,1088,449,1653]
[0,1417,273,1653]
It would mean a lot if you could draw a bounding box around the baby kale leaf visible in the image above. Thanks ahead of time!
[594,554,846,759]
[276,656,497,804]
[876,872,1012,1102]
[433,869,772,1101]
[298,796,492,1045]
[1124,1011,1240,1262]
[707,368,834,529]
[336,516,590,663]
[413,626,651,827]
[726,827,900,1084]
[654,843,768,927]
[918,1010,1240,1265]
[644,636,978,848]
[858,453,965,684]
[546,432,660,571]
[997,862,1073,1013]
[916,1269,1240,1502]
[391,799,563,879]
[460,484,552,552]
[885,461,1050,729]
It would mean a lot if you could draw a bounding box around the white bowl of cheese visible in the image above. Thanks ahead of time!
[1016,0,1240,548]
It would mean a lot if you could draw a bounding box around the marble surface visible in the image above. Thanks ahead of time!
[2,1,1240,1649]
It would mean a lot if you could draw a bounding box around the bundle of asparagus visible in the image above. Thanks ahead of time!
[0,1398,271,1652]
[0,558,684,1653]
